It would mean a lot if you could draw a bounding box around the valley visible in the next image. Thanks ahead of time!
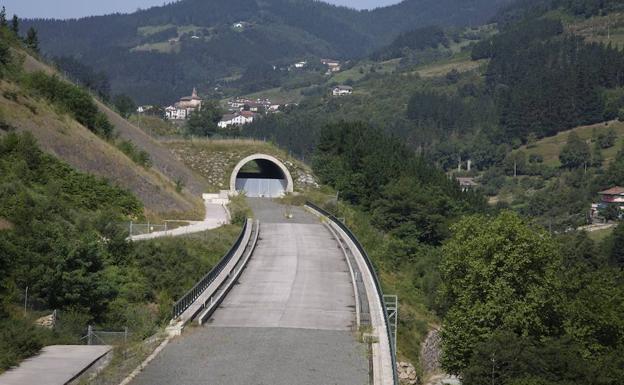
[1,1,624,385]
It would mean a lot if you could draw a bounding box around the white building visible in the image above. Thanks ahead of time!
[218,111,257,128]
[321,59,341,72]
[294,61,307,69]
[332,85,353,96]
[165,88,202,120]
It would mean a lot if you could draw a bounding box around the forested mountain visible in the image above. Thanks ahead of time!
[21,0,513,104]
[238,0,624,234]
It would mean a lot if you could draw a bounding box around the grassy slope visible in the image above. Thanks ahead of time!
[565,11,624,49]
[517,120,624,167]
[11,52,208,218]
[164,138,315,192]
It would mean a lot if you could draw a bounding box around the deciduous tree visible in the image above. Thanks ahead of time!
[559,132,590,169]
[440,211,561,374]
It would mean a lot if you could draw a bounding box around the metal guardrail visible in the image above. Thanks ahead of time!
[306,202,398,385]
[172,219,248,319]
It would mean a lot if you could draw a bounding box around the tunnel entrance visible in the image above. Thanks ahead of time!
[230,154,294,198]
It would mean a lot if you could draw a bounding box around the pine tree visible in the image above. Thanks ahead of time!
[0,7,6,28]
[25,27,39,53]
[10,15,18,35]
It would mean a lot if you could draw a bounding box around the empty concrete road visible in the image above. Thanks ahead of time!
[208,222,355,330]
[130,202,368,385]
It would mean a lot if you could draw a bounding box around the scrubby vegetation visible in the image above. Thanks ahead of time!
[117,140,152,168]
[0,132,238,371]
[22,71,114,138]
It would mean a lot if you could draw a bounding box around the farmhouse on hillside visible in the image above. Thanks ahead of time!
[590,186,624,219]
[321,58,341,72]
[332,85,353,96]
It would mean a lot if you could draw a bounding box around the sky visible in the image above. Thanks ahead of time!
[2,0,402,20]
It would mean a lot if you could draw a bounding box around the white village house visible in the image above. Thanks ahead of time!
[332,85,353,96]
[165,88,202,120]
[218,111,257,128]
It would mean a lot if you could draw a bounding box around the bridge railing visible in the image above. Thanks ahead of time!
[306,202,398,385]
[172,219,248,319]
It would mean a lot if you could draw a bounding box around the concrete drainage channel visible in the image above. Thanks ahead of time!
[116,219,260,385]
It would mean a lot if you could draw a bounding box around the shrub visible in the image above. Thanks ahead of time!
[117,140,152,168]
[0,318,43,372]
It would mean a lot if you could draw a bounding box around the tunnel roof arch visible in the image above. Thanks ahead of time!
[230,154,294,194]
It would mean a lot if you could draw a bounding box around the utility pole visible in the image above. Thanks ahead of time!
[491,354,496,385]
[24,286,28,315]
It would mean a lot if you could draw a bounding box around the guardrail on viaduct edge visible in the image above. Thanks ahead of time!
[305,202,398,385]
[172,218,248,319]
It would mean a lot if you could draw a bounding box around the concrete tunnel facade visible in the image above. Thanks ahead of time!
[230,154,294,197]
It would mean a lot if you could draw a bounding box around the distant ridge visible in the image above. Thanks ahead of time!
[23,0,513,103]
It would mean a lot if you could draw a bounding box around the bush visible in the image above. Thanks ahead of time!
[227,194,252,225]
[117,140,152,168]
[0,318,43,372]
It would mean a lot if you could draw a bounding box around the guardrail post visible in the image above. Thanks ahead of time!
[384,295,398,359]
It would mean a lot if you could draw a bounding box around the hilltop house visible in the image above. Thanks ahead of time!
[165,88,202,120]
[218,111,257,128]
[332,85,353,96]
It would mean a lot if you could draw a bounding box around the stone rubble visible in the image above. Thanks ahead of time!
[35,313,56,329]
[420,328,442,374]
[397,361,418,385]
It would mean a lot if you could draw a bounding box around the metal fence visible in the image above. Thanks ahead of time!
[306,202,399,385]
[82,325,130,345]
[172,219,249,319]
[126,220,193,237]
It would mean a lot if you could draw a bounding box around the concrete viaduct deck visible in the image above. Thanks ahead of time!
[129,199,369,385]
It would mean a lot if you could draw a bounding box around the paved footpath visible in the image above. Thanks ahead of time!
[130,201,228,241]
[130,200,369,385]
[0,345,111,385]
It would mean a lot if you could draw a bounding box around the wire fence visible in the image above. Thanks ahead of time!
[125,220,192,237]
[82,325,131,345]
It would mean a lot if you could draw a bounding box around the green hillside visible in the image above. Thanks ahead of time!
[22,0,513,103]
[0,27,243,373]
[516,120,624,167]
[0,38,209,218]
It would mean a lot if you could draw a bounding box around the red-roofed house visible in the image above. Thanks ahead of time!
[598,186,624,204]
[591,186,624,219]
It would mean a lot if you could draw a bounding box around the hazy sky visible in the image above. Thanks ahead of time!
[2,0,402,19]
